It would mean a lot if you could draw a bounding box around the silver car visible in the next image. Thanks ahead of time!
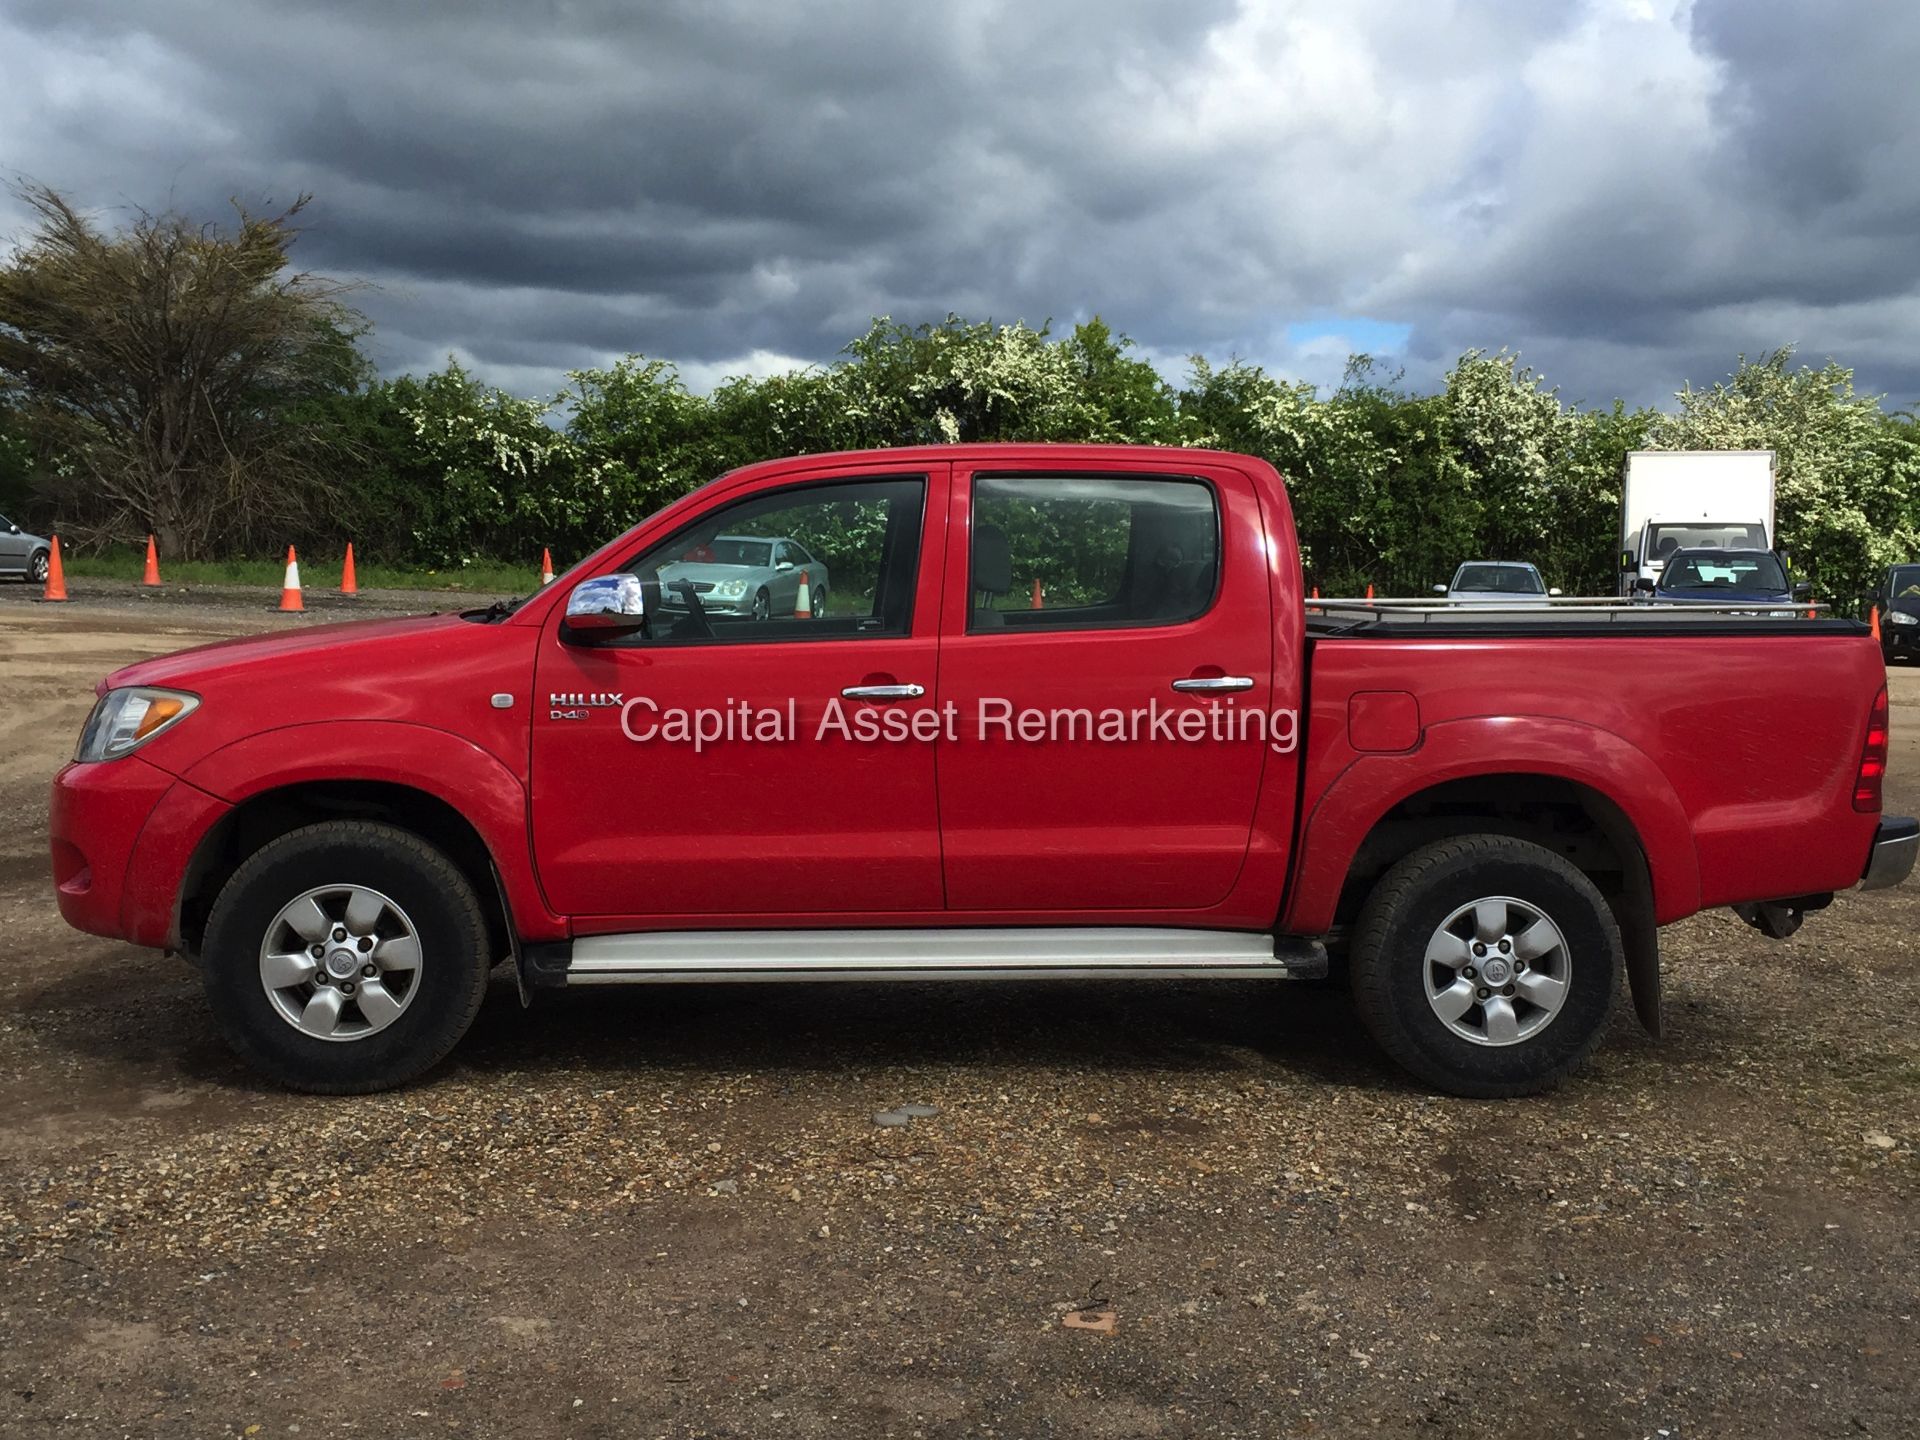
[0,515,51,585]
[655,534,830,620]
[1436,561,1561,605]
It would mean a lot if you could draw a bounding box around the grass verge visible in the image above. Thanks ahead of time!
[62,552,544,594]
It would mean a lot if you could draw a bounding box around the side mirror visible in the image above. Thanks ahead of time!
[1431,584,1447,596]
[1633,577,1656,595]
[563,573,647,641]
[1548,587,1564,597]
[1792,581,1812,603]
[1620,550,1635,570]
[5,524,17,534]
[775,559,794,572]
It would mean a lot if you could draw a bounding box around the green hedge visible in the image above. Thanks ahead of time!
[12,318,1919,604]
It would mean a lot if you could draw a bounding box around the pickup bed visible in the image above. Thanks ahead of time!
[49,445,1916,1095]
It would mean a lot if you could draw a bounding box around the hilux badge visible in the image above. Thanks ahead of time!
[548,691,623,720]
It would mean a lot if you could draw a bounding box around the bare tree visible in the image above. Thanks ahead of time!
[0,182,366,558]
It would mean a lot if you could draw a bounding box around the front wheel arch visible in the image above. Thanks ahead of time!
[177,780,510,963]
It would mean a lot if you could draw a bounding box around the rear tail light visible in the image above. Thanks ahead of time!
[1854,685,1889,812]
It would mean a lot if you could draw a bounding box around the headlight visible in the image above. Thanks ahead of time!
[713,579,749,600]
[75,687,200,762]
[1892,612,1919,626]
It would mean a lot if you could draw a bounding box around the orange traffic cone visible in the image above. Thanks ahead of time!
[1311,585,1320,600]
[142,535,162,587]
[794,568,812,618]
[278,546,304,612]
[40,535,68,602]
[1030,578,1044,610]
[340,542,358,596]
[1870,605,1882,641]
[1365,582,1375,600]
[541,548,555,586]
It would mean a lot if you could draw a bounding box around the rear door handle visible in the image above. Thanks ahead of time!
[1171,675,1255,693]
[841,683,926,700]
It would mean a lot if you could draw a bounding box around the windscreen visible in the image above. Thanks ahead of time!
[1662,551,1787,592]
[706,539,773,567]
[1646,523,1768,561]
[1453,565,1544,594]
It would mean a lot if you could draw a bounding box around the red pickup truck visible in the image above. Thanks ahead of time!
[49,445,1915,1096]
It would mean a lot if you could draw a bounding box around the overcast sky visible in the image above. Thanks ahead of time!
[3,0,1917,409]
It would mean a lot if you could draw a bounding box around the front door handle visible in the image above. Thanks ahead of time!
[841,683,926,700]
[1171,675,1256,693]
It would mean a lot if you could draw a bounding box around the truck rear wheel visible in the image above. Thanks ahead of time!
[1350,835,1621,1097]
[200,821,493,1093]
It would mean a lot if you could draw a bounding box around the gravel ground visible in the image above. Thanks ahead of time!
[1,581,1915,1438]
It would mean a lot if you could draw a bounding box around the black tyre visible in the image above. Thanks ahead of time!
[200,821,492,1093]
[1350,835,1620,1098]
[751,587,771,620]
[29,549,49,585]
[811,586,827,617]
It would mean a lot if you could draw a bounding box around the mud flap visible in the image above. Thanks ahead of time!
[1611,847,1661,1039]
[488,860,534,1010]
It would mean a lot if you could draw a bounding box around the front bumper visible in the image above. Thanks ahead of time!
[1862,816,1919,891]
[49,757,230,946]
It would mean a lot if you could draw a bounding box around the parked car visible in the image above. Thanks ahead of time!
[50,445,1913,1099]
[653,533,829,621]
[1642,547,1809,607]
[1875,563,1920,663]
[0,515,51,584]
[1434,561,1561,604]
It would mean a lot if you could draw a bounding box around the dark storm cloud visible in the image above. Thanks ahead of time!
[3,0,1918,405]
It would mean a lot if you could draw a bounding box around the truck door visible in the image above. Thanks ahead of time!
[531,465,947,919]
[933,462,1275,912]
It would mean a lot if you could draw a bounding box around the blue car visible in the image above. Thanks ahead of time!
[1643,547,1809,607]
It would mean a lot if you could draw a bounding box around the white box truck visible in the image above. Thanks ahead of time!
[1618,450,1776,595]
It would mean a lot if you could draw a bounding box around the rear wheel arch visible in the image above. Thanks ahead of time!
[177,780,512,963]
[1285,716,1702,937]
[1323,772,1662,1034]
[1331,773,1646,919]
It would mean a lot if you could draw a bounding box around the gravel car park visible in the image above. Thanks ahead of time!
[1,583,1916,1438]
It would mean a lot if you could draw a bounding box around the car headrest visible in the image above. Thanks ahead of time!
[972,522,1012,593]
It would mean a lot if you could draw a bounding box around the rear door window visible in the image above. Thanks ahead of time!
[967,475,1218,633]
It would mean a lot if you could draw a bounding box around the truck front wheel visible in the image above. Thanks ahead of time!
[200,821,493,1093]
[1350,835,1621,1097]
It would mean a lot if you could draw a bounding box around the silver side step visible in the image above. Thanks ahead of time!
[562,927,1327,984]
